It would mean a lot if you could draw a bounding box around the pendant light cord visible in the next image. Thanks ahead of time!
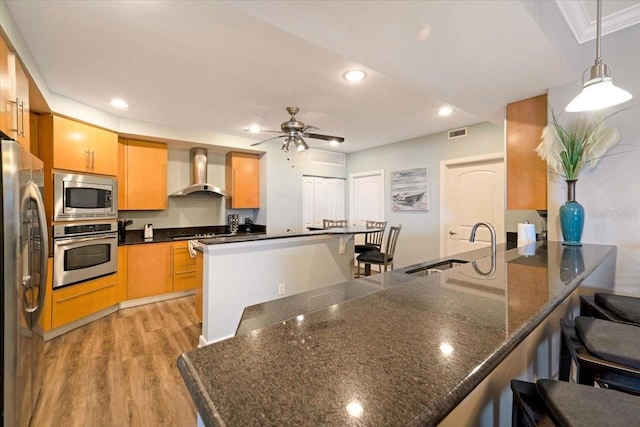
[595,0,602,66]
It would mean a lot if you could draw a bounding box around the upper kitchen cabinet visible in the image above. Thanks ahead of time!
[226,152,260,208]
[47,115,118,176]
[0,38,30,149]
[506,94,548,210]
[118,138,167,210]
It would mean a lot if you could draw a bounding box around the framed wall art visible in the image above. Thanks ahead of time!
[391,168,429,211]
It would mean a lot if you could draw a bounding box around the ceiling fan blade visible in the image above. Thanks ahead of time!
[303,133,345,143]
[244,128,281,133]
[250,135,285,146]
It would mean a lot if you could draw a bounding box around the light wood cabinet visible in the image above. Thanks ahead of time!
[50,115,118,175]
[117,246,128,302]
[226,152,260,208]
[118,138,167,210]
[506,94,548,210]
[0,39,30,149]
[173,241,198,292]
[126,242,173,300]
[0,37,9,136]
[51,273,118,329]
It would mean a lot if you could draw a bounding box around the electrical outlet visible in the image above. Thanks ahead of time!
[278,283,285,295]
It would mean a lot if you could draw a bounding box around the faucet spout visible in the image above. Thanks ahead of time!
[469,221,497,256]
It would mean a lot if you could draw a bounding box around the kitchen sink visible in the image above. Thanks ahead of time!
[405,259,469,276]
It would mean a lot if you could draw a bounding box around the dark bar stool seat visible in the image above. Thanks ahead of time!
[559,316,640,394]
[511,379,640,426]
[581,293,640,325]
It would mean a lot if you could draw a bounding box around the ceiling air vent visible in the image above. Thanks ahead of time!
[308,149,345,166]
[448,127,468,139]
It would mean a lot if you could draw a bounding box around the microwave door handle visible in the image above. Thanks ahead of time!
[55,234,117,246]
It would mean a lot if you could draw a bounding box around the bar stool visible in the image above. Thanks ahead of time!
[581,293,640,326]
[356,225,401,278]
[559,316,640,394]
[511,379,640,426]
[354,220,386,254]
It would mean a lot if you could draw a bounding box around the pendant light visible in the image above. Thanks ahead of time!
[565,0,632,112]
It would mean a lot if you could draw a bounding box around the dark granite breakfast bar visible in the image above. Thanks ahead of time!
[178,242,616,426]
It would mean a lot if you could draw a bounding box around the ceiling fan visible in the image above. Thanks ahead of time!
[248,107,345,153]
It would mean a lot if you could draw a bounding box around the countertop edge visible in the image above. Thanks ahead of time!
[177,354,226,427]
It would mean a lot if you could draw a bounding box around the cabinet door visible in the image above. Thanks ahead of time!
[0,37,10,135]
[126,242,173,300]
[124,140,167,210]
[52,115,92,173]
[14,58,29,149]
[117,139,128,209]
[226,152,259,208]
[90,126,118,175]
[506,94,547,210]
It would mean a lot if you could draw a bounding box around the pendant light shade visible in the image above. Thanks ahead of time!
[565,0,632,112]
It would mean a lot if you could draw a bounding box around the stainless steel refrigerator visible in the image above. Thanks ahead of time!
[1,132,48,427]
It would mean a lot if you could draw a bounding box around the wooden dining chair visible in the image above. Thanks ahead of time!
[323,219,348,228]
[355,220,387,254]
[356,225,402,277]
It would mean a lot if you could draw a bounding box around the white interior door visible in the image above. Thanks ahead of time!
[302,176,346,229]
[349,170,384,227]
[442,156,504,256]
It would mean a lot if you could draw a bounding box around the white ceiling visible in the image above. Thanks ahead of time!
[4,0,639,153]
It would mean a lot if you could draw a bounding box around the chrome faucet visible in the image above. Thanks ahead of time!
[469,221,497,276]
[469,221,497,257]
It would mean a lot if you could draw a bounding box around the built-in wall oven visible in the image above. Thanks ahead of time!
[53,221,118,289]
[54,172,117,221]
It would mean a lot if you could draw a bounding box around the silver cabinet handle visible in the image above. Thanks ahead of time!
[85,149,90,171]
[91,150,95,171]
[19,100,25,137]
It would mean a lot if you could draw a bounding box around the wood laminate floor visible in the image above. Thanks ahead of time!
[32,296,200,427]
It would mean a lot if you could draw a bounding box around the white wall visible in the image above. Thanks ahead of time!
[346,121,504,268]
[547,24,640,295]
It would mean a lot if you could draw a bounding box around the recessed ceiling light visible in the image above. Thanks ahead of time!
[438,106,453,117]
[247,124,262,133]
[110,98,129,109]
[343,69,367,82]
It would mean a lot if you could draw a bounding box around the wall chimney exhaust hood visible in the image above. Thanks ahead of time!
[170,147,227,197]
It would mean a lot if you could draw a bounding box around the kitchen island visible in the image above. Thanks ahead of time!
[196,226,382,345]
[179,241,616,426]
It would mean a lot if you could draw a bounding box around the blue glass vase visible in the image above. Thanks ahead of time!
[560,180,584,246]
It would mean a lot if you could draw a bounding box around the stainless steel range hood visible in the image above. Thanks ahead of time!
[170,148,227,197]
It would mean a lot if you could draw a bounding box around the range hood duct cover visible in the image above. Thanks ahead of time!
[170,147,227,197]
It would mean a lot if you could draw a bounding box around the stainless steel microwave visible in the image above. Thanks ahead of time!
[53,172,117,221]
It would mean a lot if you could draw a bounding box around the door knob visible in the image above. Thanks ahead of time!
[449,231,457,235]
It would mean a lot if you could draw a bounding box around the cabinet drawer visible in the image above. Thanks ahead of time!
[51,274,118,329]
[173,270,197,292]
[174,245,196,267]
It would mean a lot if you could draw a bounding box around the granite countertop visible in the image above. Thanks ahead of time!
[118,224,266,245]
[197,225,383,246]
[177,242,616,426]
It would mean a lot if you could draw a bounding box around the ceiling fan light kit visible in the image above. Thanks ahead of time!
[565,0,632,112]
[249,107,345,153]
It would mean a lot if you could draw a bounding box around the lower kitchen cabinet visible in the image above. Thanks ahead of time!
[51,273,118,329]
[173,241,198,292]
[117,246,128,302]
[126,242,173,299]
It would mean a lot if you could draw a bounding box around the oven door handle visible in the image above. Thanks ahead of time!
[55,234,117,246]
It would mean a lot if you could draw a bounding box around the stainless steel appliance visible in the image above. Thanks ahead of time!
[1,133,49,427]
[52,221,117,289]
[53,172,117,221]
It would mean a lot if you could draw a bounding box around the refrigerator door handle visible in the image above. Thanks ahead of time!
[27,180,48,320]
